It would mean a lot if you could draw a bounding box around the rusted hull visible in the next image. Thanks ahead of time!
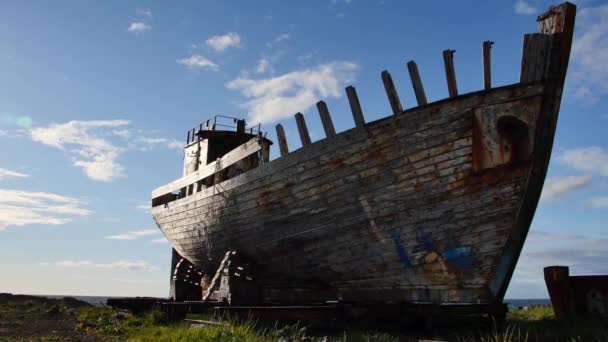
[153,83,546,304]
[545,266,608,319]
[151,2,576,306]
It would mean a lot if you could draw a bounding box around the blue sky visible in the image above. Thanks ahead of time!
[0,0,606,299]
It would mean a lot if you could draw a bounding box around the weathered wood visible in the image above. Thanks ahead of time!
[159,137,475,230]
[152,137,262,198]
[381,70,403,115]
[316,101,336,138]
[275,124,289,157]
[295,112,312,147]
[154,115,476,224]
[443,49,458,97]
[153,81,550,304]
[152,1,577,306]
[406,61,427,105]
[483,41,493,90]
[520,34,552,83]
[492,1,577,303]
[154,84,544,216]
[345,86,366,129]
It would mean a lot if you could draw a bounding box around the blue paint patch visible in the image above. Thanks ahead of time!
[391,233,411,268]
[442,247,474,269]
[422,238,434,251]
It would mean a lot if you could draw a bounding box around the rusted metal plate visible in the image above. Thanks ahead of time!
[472,96,542,172]
[545,266,608,319]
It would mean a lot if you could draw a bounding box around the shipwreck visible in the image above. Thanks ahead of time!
[149,2,576,317]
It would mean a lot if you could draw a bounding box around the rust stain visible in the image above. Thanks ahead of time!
[471,114,484,174]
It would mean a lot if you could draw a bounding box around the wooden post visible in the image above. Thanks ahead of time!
[294,112,311,147]
[316,101,336,138]
[520,34,552,83]
[345,86,365,129]
[483,41,493,90]
[381,70,403,115]
[443,49,458,97]
[275,124,289,156]
[406,61,427,106]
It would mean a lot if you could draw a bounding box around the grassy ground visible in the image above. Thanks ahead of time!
[71,305,608,341]
[1,294,606,341]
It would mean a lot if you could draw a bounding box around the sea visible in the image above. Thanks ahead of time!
[42,295,551,309]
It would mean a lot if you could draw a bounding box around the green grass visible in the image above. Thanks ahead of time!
[72,305,608,342]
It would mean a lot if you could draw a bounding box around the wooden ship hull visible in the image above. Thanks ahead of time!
[151,3,575,308]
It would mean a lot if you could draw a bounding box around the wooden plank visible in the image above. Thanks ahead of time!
[154,118,474,225]
[443,49,458,97]
[520,33,552,83]
[406,61,427,106]
[381,70,403,115]
[173,178,515,282]
[345,86,365,128]
[316,101,336,138]
[157,129,477,231]
[295,112,312,147]
[483,41,493,90]
[153,83,544,215]
[275,124,289,156]
[157,137,474,229]
[152,137,262,198]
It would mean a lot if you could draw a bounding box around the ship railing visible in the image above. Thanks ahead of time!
[186,115,261,144]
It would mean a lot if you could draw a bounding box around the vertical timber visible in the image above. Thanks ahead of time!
[295,112,312,147]
[381,70,403,115]
[275,124,289,156]
[316,101,336,138]
[346,86,366,129]
[407,61,428,105]
[443,49,458,97]
[483,41,493,90]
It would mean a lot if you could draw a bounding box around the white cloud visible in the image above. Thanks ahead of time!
[256,58,270,73]
[514,0,536,15]
[167,140,183,150]
[136,203,150,213]
[588,197,608,208]
[266,33,290,48]
[29,120,179,181]
[540,175,591,202]
[569,4,608,101]
[112,129,131,139]
[134,136,183,151]
[30,120,129,181]
[177,54,219,71]
[274,33,290,44]
[206,32,241,52]
[226,61,359,125]
[0,168,29,180]
[128,22,151,34]
[106,229,159,240]
[511,230,608,294]
[558,146,608,176]
[40,260,158,272]
[0,189,90,230]
[136,8,153,19]
[151,238,168,244]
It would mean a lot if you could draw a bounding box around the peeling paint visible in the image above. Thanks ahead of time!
[391,232,412,268]
[442,246,474,269]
